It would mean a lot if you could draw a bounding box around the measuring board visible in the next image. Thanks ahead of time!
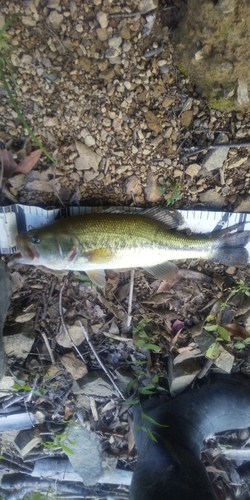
[1,204,250,256]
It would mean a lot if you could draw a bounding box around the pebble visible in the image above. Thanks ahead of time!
[108,36,122,49]
[96,28,108,41]
[203,132,229,171]
[180,110,193,127]
[125,175,142,197]
[138,0,158,14]
[122,41,132,52]
[96,11,108,29]
[217,0,235,13]
[75,141,101,171]
[144,168,163,203]
[186,163,201,177]
[0,14,5,29]
[47,0,60,8]
[84,135,96,147]
[144,110,162,134]
[43,116,58,127]
[199,189,225,208]
[237,79,249,105]
[47,10,63,27]
[22,16,37,26]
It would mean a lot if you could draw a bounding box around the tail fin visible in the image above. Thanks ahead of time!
[210,230,250,267]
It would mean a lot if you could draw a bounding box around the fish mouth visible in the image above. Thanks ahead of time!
[15,235,40,261]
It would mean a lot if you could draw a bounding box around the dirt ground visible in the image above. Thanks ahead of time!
[1,0,250,499]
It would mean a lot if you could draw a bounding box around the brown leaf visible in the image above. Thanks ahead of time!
[64,406,73,420]
[60,352,88,379]
[222,323,250,340]
[127,413,135,453]
[15,149,42,174]
[1,149,17,182]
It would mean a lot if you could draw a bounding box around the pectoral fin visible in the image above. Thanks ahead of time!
[86,269,106,288]
[143,261,179,281]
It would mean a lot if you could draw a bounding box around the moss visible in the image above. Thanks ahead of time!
[208,97,234,111]
[177,64,188,76]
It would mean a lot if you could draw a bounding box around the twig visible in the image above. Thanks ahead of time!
[41,331,55,364]
[79,321,125,400]
[180,141,250,159]
[126,270,135,331]
[108,11,141,18]
[0,150,3,188]
[59,281,86,364]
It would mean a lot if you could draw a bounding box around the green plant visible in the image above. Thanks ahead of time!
[232,279,250,297]
[0,17,56,164]
[166,181,182,206]
[133,318,161,352]
[41,431,76,454]
[234,337,250,350]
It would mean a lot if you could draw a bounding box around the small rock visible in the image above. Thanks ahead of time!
[22,16,37,26]
[60,353,88,380]
[43,116,58,127]
[75,141,101,171]
[108,36,122,49]
[69,0,77,12]
[162,96,175,108]
[203,132,229,171]
[199,189,225,208]
[217,0,235,13]
[235,195,250,213]
[125,175,142,197]
[83,169,99,182]
[96,11,108,29]
[138,0,158,13]
[237,79,249,105]
[96,28,108,41]
[0,14,5,29]
[65,425,104,484]
[99,67,115,80]
[227,157,246,169]
[79,56,91,72]
[186,163,201,177]
[47,10,63,27]
[144,110,162,134]
[180,110,193,127]
[120,26,131,40]
[144,169,163,203]
[122,41,132,52]
[226,266,236,275]
[4,334,34,360]
[84,135,95,147]
[47,0,60,8]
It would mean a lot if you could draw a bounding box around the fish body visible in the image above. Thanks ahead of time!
[15,211,250,286]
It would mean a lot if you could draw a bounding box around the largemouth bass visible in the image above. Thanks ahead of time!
[15,209,250,287]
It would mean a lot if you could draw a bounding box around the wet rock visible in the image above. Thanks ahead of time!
[203,132,229,171]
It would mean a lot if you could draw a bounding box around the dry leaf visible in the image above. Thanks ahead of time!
[222,323,250,340]
[1,149,17,182]
[127,413,135,453]
[60,352,88,379]
[15,149,42,174]
[64,406,73,420]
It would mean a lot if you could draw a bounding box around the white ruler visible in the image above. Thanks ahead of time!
[0,204,250,255]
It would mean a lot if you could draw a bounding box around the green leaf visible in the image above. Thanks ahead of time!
[152,374,159,383]
[122,398,139,405]
[60,443,74,454]
[142,412,168,428]
[146,428,158,442]
[144,343,161,352]
[217,326,230,341]
[157,386,167,391]
[139,388,156,395]
[206,342,220,360]
[204,325,218,332]
[234,342,246,350]
[12,384,31,391]
[244,337,250,345]
[206,314,215,322]
[124,379,137,394]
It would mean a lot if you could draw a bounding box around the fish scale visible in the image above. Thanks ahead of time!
[15,212,250,287]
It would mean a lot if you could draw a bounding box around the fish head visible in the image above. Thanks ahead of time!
[15,225,79,269]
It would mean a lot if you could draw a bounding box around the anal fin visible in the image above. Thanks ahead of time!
[86,269,106,288]
[143,261,179,281]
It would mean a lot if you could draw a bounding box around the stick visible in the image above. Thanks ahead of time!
[79,321,125,400]
[126,270,135,331]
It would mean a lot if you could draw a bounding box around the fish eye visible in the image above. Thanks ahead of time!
[31,235,40,244]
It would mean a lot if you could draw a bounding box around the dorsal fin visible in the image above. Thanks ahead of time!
[102,207,184,230]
